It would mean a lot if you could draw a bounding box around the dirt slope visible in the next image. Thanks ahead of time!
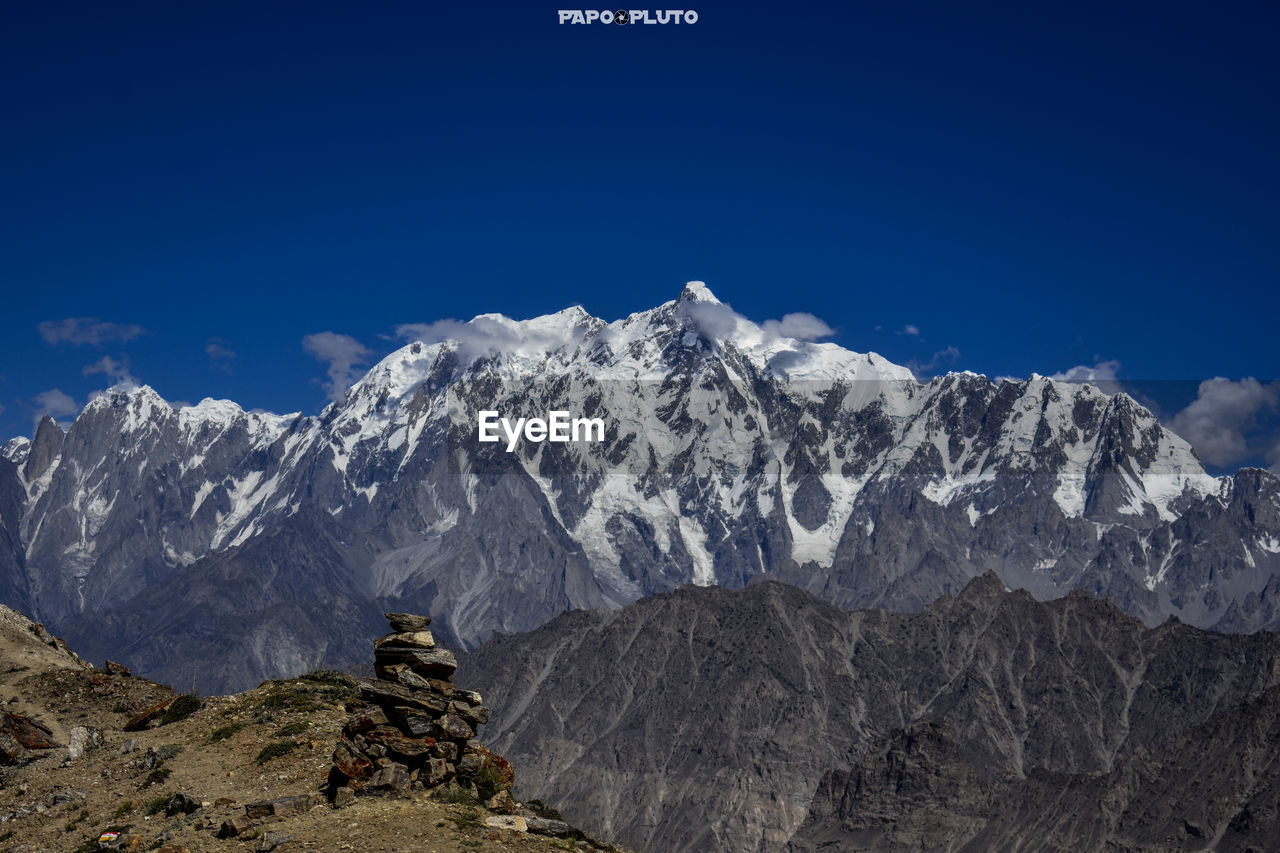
[0,610,624,853]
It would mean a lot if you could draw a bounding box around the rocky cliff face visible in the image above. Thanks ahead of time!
[2,283,1279,691]
[459,576,1280,853]
[0,455,29,617]
[786,686,1280,852]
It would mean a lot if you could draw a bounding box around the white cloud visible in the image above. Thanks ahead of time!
[1267,441,1280,475]
[761,313,834,340]
[1049,359,1121,383]
[38,317,145,346]
[677,301,834,343]
[678,301,741,340]
[33,389,79,423]
[1169,378,1279,468]
[395,314,593,362]
[393,297,834,371]
[303,332,373,401]
[902,324,920,337]
[82,355,138,388]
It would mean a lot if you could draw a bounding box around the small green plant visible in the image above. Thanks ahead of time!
[525,799,564,820]
[113,800,135,819]
[473,766,506,802]
[144,794,171,815]
[63,809,89,831]
[259,688,321,713]
[272,720,308,738]
[155,743,183,762]
[0,829,14,843]
[254,741,298,764]
[209,721,246,743]
[450,806,484,830]
[295,669,356,687]
[142,766,171,787]
[161,693,201,725]
[434,783,477,806]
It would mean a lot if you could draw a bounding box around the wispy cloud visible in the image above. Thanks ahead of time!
[677,302,740,339]
[303,332,372,401]
[38,317,145,347]
[901,324,920,337]
[205,339,236,360]
[1169,378,1279,468]
[32,389,79,424]
[206,338,236,374]
[393,297,834,371]
[908,346,961,378]
[677,301,834,343]
[82,355,138,388]
[395,315,593,361]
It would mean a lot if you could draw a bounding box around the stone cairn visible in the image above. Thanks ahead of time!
[323,612,500,805]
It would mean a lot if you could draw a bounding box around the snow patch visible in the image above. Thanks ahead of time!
[678,517,715,586]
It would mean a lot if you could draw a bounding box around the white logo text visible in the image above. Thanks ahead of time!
[478,410,607,452]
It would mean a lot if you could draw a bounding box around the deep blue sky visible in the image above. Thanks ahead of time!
[2,1,1278,467]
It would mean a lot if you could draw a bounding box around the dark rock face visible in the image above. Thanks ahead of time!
[60,509,391,694]
[459,577,1280,853]
[0,287,1278,691]
[788,685,1280,852]
[23,416,64,482]
[0,456,29,617]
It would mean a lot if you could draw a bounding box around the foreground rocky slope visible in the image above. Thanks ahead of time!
[4,283,1280,691]
[0,605,625,852]
[460,576,1280,853]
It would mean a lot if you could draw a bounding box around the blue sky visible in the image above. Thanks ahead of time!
[2,1,1278,470]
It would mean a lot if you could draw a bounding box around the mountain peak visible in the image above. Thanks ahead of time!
[24,415,65,481]
[955,570,1009,603]
[678,281,720,304]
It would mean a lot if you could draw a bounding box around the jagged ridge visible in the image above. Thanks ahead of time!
[460,575,1280,853]
[1,283,1278,692]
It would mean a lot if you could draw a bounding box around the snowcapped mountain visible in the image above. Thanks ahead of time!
[3,282,1279,690]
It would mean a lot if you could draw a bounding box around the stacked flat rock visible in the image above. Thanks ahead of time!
[324,612,493,800]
